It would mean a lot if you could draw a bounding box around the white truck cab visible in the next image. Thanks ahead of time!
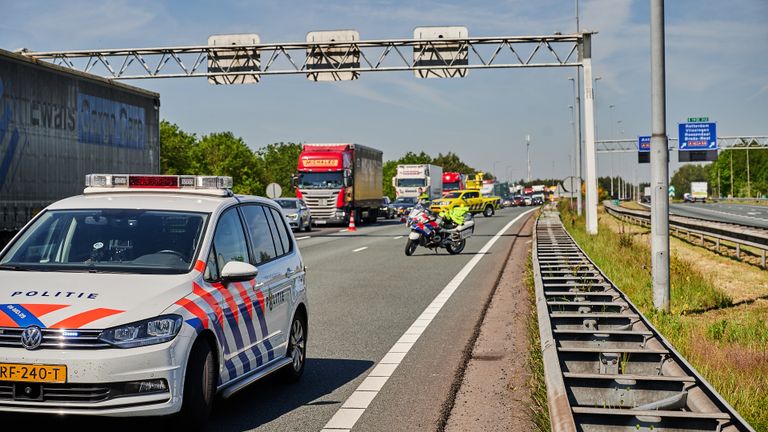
[0,174,308,428]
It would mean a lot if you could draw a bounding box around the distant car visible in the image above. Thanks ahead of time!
[513,195,524,206]
[275,198,312,232]
[392,197,418,218]
[683,193,693,203]
[523,196,533,206]
[501,195,513,208]
[380,196,395,219]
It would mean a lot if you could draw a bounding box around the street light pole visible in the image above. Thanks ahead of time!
[650,0,670,312]
[526,134,531,183]
[569,77,583,216]
[609,104,615,198]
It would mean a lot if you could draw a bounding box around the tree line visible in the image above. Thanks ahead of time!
[670,145,768,198]
[160,121,485,199]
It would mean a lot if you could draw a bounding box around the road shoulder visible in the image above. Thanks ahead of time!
[444,216,535,431]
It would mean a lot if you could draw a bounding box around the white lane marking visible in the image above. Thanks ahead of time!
[295,236,311,240]
[393,236,403,240]
[339,229,349,232]
[353,246,368,252]
[323,208,536,430]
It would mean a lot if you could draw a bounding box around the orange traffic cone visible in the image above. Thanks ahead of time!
[347,211,357,232]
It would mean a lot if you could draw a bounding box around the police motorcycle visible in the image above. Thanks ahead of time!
[404,204,474,256]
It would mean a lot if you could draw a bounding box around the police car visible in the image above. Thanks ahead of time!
[0,174,308,427]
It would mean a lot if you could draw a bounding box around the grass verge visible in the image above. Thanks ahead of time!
[557,201,767,430]
[525,251,550,431]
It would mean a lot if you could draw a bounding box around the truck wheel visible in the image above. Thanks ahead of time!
[177,339,216,429]
[483,205,495,217]
[405,238,418,256]
[446,239,466,254]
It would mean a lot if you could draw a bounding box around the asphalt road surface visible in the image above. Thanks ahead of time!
[9,206,535,431]
[669,202,768,228]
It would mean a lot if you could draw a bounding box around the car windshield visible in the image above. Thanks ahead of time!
[275,199,298,209]
[443,192,462,199]
[394,197,417,205]
[396,178,426,187]
[0,209,208,274]
[298,171,343,189]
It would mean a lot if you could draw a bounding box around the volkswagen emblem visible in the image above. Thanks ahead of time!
[21,326,43,350]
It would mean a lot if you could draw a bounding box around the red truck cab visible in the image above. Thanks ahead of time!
[442,172,465,194]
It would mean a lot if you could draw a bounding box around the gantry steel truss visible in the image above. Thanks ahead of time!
[21,34,583,80]
[596,136,768,153]
[21,31,603,235]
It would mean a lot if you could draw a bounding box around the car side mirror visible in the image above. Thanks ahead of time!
[220,261,258,282]
[290,175,298,188]
[344,177,353,188]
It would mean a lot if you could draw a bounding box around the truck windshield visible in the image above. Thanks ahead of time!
[0,209,207,274]
[443,181,460,190]
[394,197,417,205]
[396,178,426,187]
[298,172,343,189]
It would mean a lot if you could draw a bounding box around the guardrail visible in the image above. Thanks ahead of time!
[533,210,754,431]
[604,202,768,269]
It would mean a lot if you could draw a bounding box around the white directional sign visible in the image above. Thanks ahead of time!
[207,34,260,85]
[413,26,469,78]
[266,183,282,199]
[306,30,360,82]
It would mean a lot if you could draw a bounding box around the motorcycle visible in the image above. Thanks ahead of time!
[404,205,474,256]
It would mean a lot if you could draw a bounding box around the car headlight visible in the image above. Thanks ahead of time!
[99,315,183,348]
[287,213,299,220]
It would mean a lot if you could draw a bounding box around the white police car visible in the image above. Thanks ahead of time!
[0,174,308,427]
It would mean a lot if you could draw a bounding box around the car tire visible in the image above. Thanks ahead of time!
[281,314,307,383]
[483,205,495,217]
[305,218,312,232]
[177,339,216,430]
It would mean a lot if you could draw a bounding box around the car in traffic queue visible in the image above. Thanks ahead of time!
[430,190,501,217]
[379,196,395,219]
[512,195,524,207]
[0,174,309,428]
[274,198,312,232]
[392,196,419,219]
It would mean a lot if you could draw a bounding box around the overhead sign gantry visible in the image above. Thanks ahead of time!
[21,28,602,234]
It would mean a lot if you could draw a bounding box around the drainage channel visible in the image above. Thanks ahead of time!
[533,210,755,432]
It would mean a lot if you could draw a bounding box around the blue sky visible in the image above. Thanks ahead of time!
[2,0,766,184]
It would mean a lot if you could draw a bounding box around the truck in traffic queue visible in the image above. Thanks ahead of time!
[442,172,466,194]
[294,143,383,225]
[392,164,442,201]
[689,181,708,203]
[0,48,160,242]
[431,173,501,217]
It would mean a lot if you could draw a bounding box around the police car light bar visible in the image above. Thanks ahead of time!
[85,174,233,196]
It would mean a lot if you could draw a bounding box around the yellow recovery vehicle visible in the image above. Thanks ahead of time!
[430,173,502,217]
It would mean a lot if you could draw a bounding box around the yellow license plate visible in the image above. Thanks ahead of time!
[0,363,67,383]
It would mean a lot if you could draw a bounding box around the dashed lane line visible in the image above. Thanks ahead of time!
[295,236,311,240]
[352,247,368,253]
[393,236,403,240]
[321,208,536,431]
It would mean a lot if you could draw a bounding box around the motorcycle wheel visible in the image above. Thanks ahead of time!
[446,239,466,255]
[405,238,418,256]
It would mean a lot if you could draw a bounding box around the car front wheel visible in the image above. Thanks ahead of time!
[177,339,216,430]
[282,314,307,382]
